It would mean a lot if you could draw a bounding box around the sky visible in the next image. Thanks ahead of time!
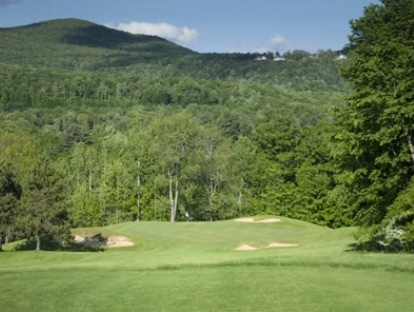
[0,0,380,53]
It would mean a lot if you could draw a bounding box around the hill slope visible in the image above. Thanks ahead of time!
[1,219,414,312]
[0,18,196,69]
[0,18,348,92]
[3,216,355,269]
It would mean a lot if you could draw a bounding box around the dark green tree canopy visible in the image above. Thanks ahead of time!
[335,0,414,250]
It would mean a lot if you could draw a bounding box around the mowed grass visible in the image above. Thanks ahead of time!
[1,216,414,312]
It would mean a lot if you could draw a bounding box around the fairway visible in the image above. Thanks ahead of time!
[1,217,414,312]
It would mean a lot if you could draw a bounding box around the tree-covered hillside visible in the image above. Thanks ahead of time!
[0,18,351,251]
[2,5,412,253]
[0,19,348,91]
[0,18,196,69]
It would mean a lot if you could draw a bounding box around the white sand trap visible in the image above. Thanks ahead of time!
[74,234,134,248]
[235,244,258,251]
[106,236,135,248]
[235,242,298,251]
[74,235,86,242]
[266,242,298,248]
[235,217,281,223]
[257,218,281,223]
[235,217,256,223]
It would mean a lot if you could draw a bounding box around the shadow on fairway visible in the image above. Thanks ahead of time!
[13,237,105,252]
[347,237,407,253]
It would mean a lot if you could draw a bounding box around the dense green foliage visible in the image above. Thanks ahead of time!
[2,9,413,252]
[334,0,414,251]
[0,80,346,240]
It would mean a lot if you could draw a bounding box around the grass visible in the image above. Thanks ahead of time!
[1,216,414,311]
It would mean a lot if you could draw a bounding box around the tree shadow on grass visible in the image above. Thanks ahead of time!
[346,235,408,253]
[13,235,105,252]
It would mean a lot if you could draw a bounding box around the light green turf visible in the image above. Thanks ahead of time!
[1,216,413,312]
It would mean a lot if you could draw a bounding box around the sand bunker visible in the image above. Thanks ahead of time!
[235,242,298,251]
[235,244,258,251]
[74,234,134,248]
[235,217,281,223]
[105,236,135,248]
[267,242,298,248]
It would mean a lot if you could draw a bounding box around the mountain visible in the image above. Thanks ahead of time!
[0,18,196,70]
[0,18,348,93]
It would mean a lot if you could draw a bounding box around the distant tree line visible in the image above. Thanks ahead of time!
[1,0,414,252]
[0,77,347,250]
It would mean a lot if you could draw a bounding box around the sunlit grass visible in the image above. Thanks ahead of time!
[1,217,413,312]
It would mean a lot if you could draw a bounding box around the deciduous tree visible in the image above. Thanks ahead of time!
[143,112,203,222]
[335,0,414,249]
[0,161,21,251]
[20,156,69,251]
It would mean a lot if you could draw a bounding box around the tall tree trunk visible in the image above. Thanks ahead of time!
[209,177,214,212]
[237,190,243,216]
[407,135,414,172]
[35,234,41,251]
[5,228,10,244]
[88,169,93,194]
[174,178,179,221]
[136,161,141,221]
[0,234,3,251]
[168,169,179,223]
[168,169,175,223]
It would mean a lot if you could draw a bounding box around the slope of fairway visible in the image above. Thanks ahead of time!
[1,217,414,312]
[1,216,351,270]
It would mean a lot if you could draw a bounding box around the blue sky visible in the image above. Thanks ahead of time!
[0,0,380,53]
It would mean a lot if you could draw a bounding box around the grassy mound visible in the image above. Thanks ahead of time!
[1,217,413,312]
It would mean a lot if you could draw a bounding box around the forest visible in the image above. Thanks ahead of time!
[1,0,414,252]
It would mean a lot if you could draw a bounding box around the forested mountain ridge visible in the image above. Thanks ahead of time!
[0,18,348,92]
[5,5,412,254]
[0,18,353,251]
[0,18,196,69]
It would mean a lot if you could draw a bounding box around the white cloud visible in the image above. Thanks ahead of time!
[270,35,288,51]
[0,0,23,7]
[106,21,200,45]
